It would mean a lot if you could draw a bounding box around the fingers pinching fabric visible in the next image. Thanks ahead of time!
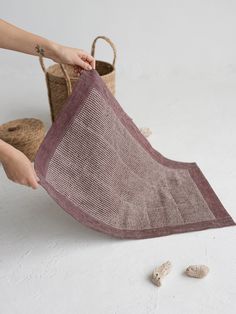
[34,69,235,239]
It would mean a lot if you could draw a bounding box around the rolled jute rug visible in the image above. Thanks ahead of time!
[34,69,235,239]
[0,118,45,162]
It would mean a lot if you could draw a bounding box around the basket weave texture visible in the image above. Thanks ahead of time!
[0,118,45,161]
[38,36,116,122]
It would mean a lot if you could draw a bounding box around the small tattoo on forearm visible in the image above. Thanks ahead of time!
[35,44,45,56]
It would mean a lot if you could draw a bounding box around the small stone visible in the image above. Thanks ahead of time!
[151,261,172,287]
[185,265,209,279]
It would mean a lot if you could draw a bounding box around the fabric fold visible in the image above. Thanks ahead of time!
[34,69,235,239]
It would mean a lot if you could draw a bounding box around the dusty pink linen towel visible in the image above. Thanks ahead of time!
[34,69,235,239]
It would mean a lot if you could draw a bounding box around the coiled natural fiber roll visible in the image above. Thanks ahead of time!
[37,35,116,122]
[0,118,45,162]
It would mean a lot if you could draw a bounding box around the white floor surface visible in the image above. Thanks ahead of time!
[0,68,235,314]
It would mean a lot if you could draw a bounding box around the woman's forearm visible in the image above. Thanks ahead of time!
[0,139,11,163]
[0,19,59,59]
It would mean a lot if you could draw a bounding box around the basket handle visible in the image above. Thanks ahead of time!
[91,36,117,67]
[37,47,72,96]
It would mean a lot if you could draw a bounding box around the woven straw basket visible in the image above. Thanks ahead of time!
[0,118,45,162]
[38,36,116,122]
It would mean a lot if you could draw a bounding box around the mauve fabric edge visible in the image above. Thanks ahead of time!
[34,69,236,239]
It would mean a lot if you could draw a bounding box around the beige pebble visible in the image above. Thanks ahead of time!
[139,127,152,138]
[185,265,209,278]
[152,261,172,287]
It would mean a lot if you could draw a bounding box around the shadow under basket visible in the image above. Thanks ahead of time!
[38,36,116,122]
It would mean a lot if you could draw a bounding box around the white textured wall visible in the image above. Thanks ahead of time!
[1,0,236,78]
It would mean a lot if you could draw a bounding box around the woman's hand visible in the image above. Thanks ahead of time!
[0,141,40,189]
[51,44,96,73]
[0,19,96,74]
